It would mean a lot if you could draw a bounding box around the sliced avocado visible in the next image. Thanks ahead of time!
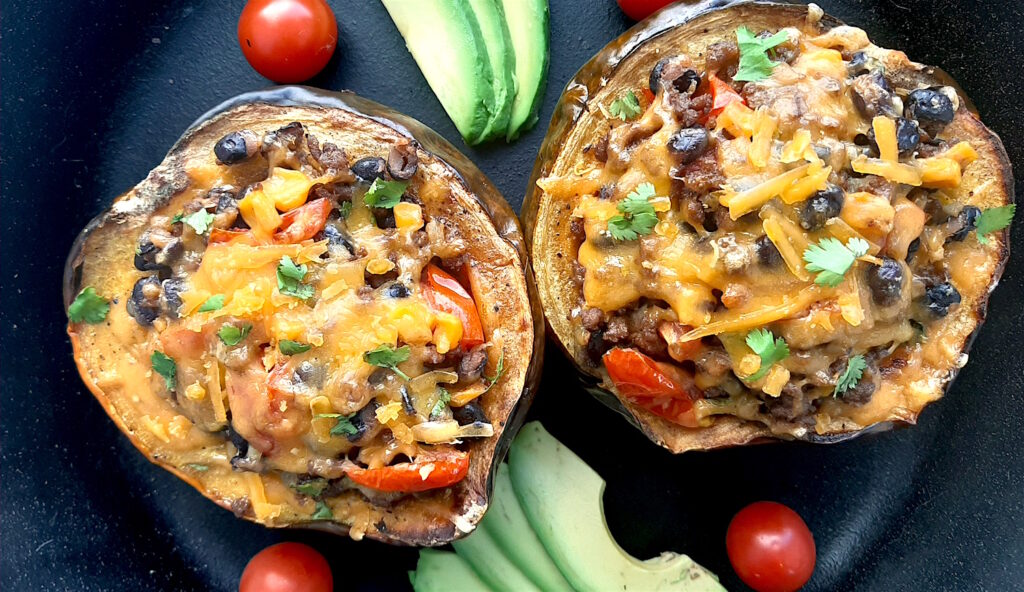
[453,521,542,592]
[478,464,574,592]
[410,549,493,592]
[382,0,495,144]
[499,0,549,140]
[465,0,515,141]
[508,423,725,592]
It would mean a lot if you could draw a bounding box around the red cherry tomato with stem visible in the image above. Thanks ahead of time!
[726,501,816,592]
[616,0,676,21]
[239,542,332,592]
[237,0,338,83]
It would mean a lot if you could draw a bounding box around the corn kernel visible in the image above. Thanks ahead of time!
[739,354,762,376]
[394,202,424,233]
[184,382,206,401]
[366,257,395,275]
[432,312,464,354]
[390,422,415,445]
[762,365,790,397]
[375,401,402,424]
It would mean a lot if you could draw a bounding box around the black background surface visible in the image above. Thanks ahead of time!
[2,1,1022,590]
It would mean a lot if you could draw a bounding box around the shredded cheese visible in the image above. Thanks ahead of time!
[872,116,899,162]
[851,155,922,186]
[206,361,227,424]
[677,288,825,342]
[721,164,811,219]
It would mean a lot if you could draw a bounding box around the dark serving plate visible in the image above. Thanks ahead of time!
[1,1,1021,590]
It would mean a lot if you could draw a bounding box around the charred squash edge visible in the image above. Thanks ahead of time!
[522,1,1012,453]
[64,86,544,545]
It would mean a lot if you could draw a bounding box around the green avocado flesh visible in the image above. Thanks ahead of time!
[465,0,515,141]
[499,0,549,140]
[410,549,491,592]
[411,423,722,591]
[382,0,495,144]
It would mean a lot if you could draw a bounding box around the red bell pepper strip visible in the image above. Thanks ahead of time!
[345,449,470,493]
[602,348,703,428]
[421,263,485,349]
[707,73,745,119]
[273,198,332,244]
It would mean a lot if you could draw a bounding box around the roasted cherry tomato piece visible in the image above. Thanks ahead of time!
[628,396,699,428]
[602,348,701,399]
[421,263,485,349]
[707,73,745,118]
[616,0,675,21]
[345,449,470,493]
[274,198,332,244]
[209,228,254,245]
[726,501,816,592]
[237,0,338,83]
[239,542,333,592]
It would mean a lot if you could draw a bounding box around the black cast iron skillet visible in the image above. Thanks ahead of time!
[1,0,1021,589]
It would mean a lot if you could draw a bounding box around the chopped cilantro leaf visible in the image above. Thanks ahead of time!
[363,178,408,209]
[609,90,642,121]
[744,328,790,381]
[803,237,870,287]
[316,413,358,437]
[181,209,215,235]
[338,200,352,219]
[482,352,506,394]
[734,26,791,82]
[151,351,177,391]
[607,182,660,241]
[171,212,184,224]
[277,256,315,300]
[279,340,312,355]
[363,344,411,381]
[429,388,452,420]
[68,287,110,324]
[311,500,333,520]
[217,323,252,346]
[292,478,328,497]
[834,354,868,396]
[197,294,225,312]
[975,204,1015,245]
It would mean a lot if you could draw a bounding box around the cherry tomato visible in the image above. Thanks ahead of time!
[345,449,470,492]
[726,502,816,592]
[239,542,332,592]
[602,348,702,427]
[421,263,485,349]
[237,0,338,83]
[616,0,675,21]
[707,73,746,118]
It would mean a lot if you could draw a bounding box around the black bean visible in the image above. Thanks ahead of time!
[851,70,896,119]
[906,237,921,262]
[585,329,608,366]
[127,276,161,326]
[649,57,670,94]
[667,127,709,164]
[866,258,904,306]
[452,401,488,426]
[320,224,356,256]
[348,401,380,444]
[160,277,186,318]
[400,385,416,416]
[865,117,919,157]
[458,349,488,383]
[755,235,782,267]
[847,51,870,76]
[948,205,981,242]
[214,131,257,165]
[799,186,845,230]
[925,282,961,316]
[905,88,955,137]
[225,425,249,457]
[386,143,418,180]
[383,282,410,298]
[840,373,876,405]
[671,69,701,95]
[134,239,169,274]
[351,157,386,182]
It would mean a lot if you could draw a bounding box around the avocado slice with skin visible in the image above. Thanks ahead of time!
[509,423,725,592]
[410,548,493,592]
[382,0,495,144]
[499,0,549,140]
[453,520,542,592]
[477,464,574,592]
[465,0,515,141]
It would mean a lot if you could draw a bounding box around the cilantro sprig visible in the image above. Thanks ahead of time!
[975,204,1015,245]
[277,256,315,300]
[279,340,312,355]
[608,183,660,241]
[734,26,791,82]
[744,328,790,381]
[292,478,328,498]
[803,237,870,287]
[316,413,358,437]
[363,178,408,209]
[217,323,252,346]
[181,209,215,235]
[482,352,506,394]
[151,350,177,391]
[609,90,642,121]
[429,388,452,420]
[363,344,411,381]
[834,354,868,396]
[197,294,225,312]
[311,501,333,520]
[68,287,110,324]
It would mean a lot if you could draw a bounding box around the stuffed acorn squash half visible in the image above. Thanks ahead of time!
[64,87,542,545]
[524,2,1013,452]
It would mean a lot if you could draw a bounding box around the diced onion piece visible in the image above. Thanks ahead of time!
[917,157,962,189]
[309,395,334,444]
[408,371,459,398]
[748,107,778,169]
[872,116,899,162]
[851,155,922,186]
[411,420,494,444]
[723,164,811,219]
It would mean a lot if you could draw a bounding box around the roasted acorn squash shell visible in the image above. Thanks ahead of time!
[64,87,543,545]
[522,1,1012,453]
